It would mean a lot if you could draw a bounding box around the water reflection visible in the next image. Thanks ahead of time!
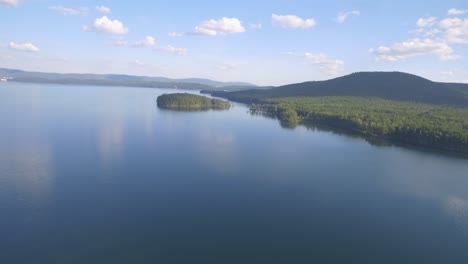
[97,121,125,164]
[250,108,468,158]
[2,84,468,263]
[96,100,126,166]
[0,84,56,209]
[446,196,468,232]
[195,129,239,174]
[0,141,55,209]
[377,149,468,232]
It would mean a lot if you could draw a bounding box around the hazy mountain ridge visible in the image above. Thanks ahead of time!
[210,72,468,107]
[0,68,256,89]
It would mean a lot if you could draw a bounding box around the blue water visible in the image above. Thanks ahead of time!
[1,83,468,263]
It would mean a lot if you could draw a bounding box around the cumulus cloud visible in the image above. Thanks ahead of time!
[49,6,88,16]
[159,45,188,56]
[439,18,468,44]
[272,14,316,28]
[376,11,468,63]
[84,16,128,34]
[417,16,437,28]
[134,36,155,47]
[303,53,344,75]
[0,0,17,7]
[448,8,468,15]
[9,42,40,52]
[193,17,245,36]
[168,32,183,37]
[287,52,344,75]
[96,5,111,14]
[370,38,459,61]
[337,10,360,23]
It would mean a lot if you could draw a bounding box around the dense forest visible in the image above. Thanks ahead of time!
[251,97,468,153]
[157,93,231,111]
[206,72,468,153]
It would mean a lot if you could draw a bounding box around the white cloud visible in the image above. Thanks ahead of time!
[9,42,40,52]
[193,17,245,36]
[448,8,468,15]
[132,59,145,66]
[159,45,188,56]
[250,23,263,29]
[337,10,360,23]
[370,38,459,61]
[96,5,111,14]
[417,17,437,28]
[422,28,441,37]
[49,6,88,16]
[168,32,183,37]
[134,36,155,47]
[287,52,344,75]
[84,16,128,34]
[439,18,468,44]
[0,0,17,7]
[303,53,344,75]
[272,14,316,29]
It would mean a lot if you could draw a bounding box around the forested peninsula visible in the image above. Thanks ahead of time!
[157,93,230,111]
[207,72,468,153]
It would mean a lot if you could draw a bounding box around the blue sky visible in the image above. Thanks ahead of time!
[1,0,468,85]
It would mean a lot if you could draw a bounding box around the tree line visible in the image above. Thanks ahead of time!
[157,93,231,111]
[250,96,468,153]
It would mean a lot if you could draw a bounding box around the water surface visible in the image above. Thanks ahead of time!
[1,83,468,263]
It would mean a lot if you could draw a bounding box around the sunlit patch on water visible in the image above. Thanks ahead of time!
[446,196,468,233]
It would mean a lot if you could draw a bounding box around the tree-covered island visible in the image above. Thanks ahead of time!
[157,93,231,111]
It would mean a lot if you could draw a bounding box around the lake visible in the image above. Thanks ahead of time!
[1,83,468,263]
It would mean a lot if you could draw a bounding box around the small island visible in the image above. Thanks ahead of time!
[157,93,231,111]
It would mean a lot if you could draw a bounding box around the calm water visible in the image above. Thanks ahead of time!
[1,83,468,264]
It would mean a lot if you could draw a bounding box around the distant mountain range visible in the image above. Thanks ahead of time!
[3,69,467,107]
[209,72,468,107]
[0,68,257,91]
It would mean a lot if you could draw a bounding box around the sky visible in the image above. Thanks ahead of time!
[1,0,468,86]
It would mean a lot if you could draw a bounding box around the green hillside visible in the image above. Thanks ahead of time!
[208,72,468,153]
[211,72,468,107]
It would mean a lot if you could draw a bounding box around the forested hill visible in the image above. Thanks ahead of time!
[211,72,468,107]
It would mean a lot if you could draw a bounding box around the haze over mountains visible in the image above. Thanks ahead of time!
[209,72,468,107]
[0,68,256,91]
[2,68,468,107]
